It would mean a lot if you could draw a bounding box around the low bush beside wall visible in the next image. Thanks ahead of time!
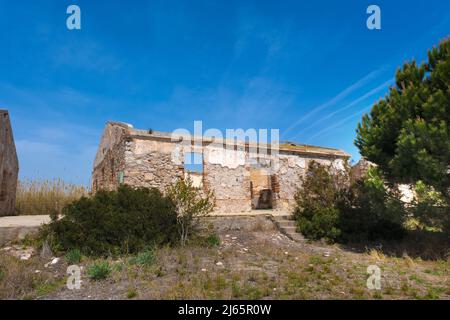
[40,185,179,256]
[294,162,407,243]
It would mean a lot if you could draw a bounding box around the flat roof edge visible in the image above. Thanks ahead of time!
[105,122,350,158]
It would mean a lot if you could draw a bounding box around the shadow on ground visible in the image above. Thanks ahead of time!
[341,230,449,261]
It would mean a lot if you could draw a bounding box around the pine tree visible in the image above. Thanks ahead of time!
[355,38,450,195]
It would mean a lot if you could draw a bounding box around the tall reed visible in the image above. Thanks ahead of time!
[15,179,89,215]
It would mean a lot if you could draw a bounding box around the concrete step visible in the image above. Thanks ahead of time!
[279,226,305,241]
[280,226,297,233]
[272,215,294,222]
[268,214,304,242]
[275,220,296,228]
[288,233,305,242]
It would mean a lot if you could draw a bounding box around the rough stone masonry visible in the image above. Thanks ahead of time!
[92,122,350,213]
[0,110,19,216]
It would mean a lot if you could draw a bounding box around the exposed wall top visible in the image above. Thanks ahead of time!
[104,121,351,158]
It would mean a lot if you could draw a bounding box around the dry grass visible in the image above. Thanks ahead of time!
[0,251,64,299]
[2,216,448,300]
[15,179,89,215]
[368,249,386,262]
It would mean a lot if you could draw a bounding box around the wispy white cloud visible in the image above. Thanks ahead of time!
[147,76,295,130]
[283,67,387,137]
[306,105,372,142]
[290,79,393,141]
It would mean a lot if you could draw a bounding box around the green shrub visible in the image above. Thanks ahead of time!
[411,181,449,234]
[294,163,406,243]
[127,288,138,299]
[87,261,111,280]
[293,162,347,242]
[113,262,125,272]
[340,168,406,242]
[206,234,221,247]
[40,185,179,256]
[167,178,214,246]
[65,249,82,264]
[296,207,341,241]
[128,246,156,266]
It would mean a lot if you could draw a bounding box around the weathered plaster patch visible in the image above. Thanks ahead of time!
[279,155,306,169]
[332,159,345,171]
[206,147,246,169]
[133,140,174,155]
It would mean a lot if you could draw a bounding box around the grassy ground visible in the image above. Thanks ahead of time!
[0,216,449,300]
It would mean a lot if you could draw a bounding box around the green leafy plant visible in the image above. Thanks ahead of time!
[411,181,449,233]
[340,167,406,242]
[206,234,221,247]
[126,287,138,299]
[87,261,111,280]
[128,246,156,266]
[293,161,348,242]
[40,185,179,256]
[65,249,82,264]
[167,178,214,246]
[294,163,406,242]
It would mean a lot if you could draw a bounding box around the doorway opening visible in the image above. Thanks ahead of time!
[249,167,273,210]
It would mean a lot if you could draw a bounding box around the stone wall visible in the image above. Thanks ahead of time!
[124,141,183,190]
[92,123,127,192]
[0,110,19,216]
[92,123,350,214]
[204,163,251,213]
[274,155,307,210]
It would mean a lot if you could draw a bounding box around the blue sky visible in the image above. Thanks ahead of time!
[1,0,449,185]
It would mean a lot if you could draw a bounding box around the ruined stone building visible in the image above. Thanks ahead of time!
[92,122,350,213]
[0,110,19,216]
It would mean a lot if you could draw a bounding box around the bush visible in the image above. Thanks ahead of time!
[206,234,221,247]
[65,249,82,264]
[293,162,348,242]
[128,246,156,266]
[410,181,449,234]
[340,168,406,242]
[294,163,406,243]
[87,261,111,280]
[40,185,179,256]
[167,178,214,246]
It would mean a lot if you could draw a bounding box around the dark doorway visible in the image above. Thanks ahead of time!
[249,167,273,210]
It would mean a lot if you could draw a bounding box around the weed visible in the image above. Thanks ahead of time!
[206,234,221,247]
[35,279,65,296]
[87,261,111,280]
[372,291,383,299]
[129,247,156,267]
[423,287,445,299]
[409,274,425,284]
[231,281,242,298]
[65,249,82,264]
[126,287,138,299]
[368,249,386,261]
[113,262,125,272]
[153,266,165,277]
